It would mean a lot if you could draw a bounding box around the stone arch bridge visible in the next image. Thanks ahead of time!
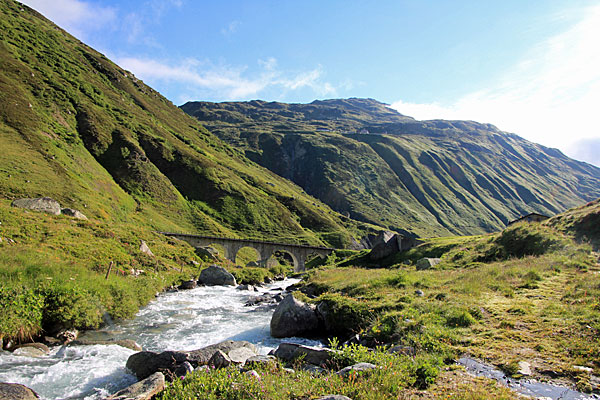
[159,232,334,272]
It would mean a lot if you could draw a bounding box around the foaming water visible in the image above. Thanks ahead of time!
[0,279,320,399]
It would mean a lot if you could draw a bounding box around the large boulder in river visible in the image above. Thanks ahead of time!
[198,265,236,286]
[126,341,257,380]
[107,372,165,400]
[0,383,39,399]
[185,340,257,366]
[11,197,61,215]
[126,350,188,381]
[270,294,320,338]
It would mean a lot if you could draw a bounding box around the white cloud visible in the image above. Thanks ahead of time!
[390,4,600,166]
[117,56,337,101]
[21,0,116,40]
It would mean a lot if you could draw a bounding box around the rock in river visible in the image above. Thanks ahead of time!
[270,294,319,338]
[198,265,236,286]
[0,383,39,400]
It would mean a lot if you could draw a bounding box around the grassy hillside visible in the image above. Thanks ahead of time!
[0,0,381,343]
[182,99,600,237]
[0,0,374,248]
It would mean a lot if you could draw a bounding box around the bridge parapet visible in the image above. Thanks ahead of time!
[159,232,334,272]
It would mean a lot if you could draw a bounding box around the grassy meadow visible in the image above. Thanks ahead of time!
[156,211,599,399]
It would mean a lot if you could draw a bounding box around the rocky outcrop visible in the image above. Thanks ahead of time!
[198,265,236,286]
[126,350,188,381]
[270,294,320,338]
[416,257,441,270]
[369,231,399,260]
[185,340,257,366]
[196,246,219,259]
[126,340,258,380]
[106,372,165,400]
[273,343,337,367]
[60,208,87,220]
[0,383,39,399]
[208,350,231,369]
[11,197,61,215]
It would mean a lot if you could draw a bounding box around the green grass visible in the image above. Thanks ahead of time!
[291,216,600,394]
[0,200,200,342]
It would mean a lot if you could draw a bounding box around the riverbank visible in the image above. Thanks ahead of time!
[0,278,313,399]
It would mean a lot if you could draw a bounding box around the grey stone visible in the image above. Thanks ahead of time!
[273,343,338,366]
[11,197,61,215]
[517,361,532,376]
[139,240,154,257]
[70,339,142,351]
[60,208,87,220]
[302,364,327,374]
[12,343,50,355]
[415,289,424,297]
[228,347,257,364]
[12,347,47,358]
[199,265,236,286]
[208,350,232,369]
[369,231,399,260]
[336,362,377,376]
[270,294,319,338]
[196,246,219,259]
[126,350,188,380]
[245,355,277,367]
[106,372,165,400]
[416,258,441,270]
[178,280,197,290]
[0,383,39,400]
[172,361,194,378]
[185,340,257,366]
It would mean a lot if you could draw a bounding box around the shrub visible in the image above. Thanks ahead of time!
[37,282,103,332]
[316,293,372,338]
[445,309,476,328]
[0,285,44,342]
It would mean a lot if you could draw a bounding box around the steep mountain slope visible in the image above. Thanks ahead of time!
[182,99,600,237]
[0,1,373,247]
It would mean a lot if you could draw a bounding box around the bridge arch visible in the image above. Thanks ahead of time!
[234,246,261,266]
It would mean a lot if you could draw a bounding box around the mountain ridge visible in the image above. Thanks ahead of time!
[181,98,600,237]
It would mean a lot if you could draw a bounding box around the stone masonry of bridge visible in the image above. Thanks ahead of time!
[159,232,334,272]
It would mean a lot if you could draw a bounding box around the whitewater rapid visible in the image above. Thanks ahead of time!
[0,279,320,399]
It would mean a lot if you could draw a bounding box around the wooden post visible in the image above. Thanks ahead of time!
[105,261,113,280]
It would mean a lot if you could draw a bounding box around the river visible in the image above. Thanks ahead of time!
[0,279,320,399]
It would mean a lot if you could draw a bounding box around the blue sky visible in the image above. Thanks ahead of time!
[22,0,600,166]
